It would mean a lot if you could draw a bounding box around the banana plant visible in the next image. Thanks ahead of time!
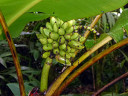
[0,0,128,96]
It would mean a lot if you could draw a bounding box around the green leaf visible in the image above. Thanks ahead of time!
[0,0,127,39]
[7,83,33,96]
[85,39,96,50]
[0,57,7,68]
[102,14,107,32]
[108,9,128,42]
[106,12,115,28]
[29,0,128,21]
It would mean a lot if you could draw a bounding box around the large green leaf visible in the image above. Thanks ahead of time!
[0,0,127,39]
[29,0,128,21]
[108,9,128,42]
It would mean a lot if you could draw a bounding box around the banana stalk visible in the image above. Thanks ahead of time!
[40,57,52,92]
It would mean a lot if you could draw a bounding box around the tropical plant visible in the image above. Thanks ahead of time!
[0,0,128,96]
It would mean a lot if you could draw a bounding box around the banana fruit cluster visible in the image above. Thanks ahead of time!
[37,17,86,66]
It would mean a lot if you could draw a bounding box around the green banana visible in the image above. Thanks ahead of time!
[66,26,74,34]
[70,48,76,52]
[43,44,53,51]
[42,52,50,58]
[50,17,56,25]
[56,55,71,66]
[59,43,66,50]
[79,36,86,42]
[37,17,88,66]
[70,52,75,58]
[53,48,59,54]
[56,18,62,27]
[43,28,51,37]
[50,32,59,40]
[74,26,79,30]
[64,34,71,40]
[67,20,75,27]
[59,50,66,57]
[45,57,53,64]
[76,44,84,50]
[58,28,65,35]
[52,41,59,48]
[62,22,68,30]
[39,38,47,45]
[59,20,64,26]
[39,27,47,37]
[53,23,58,32]
[65,53,71,59]
[59,36,65,44]
[46,22,53,31]
[71,32,79,40]
[48,38,53,43]
[67,46,71,53]
[68,40,80,48]
[36,34,43,39]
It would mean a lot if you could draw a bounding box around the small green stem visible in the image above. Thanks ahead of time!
[40,58,52,92]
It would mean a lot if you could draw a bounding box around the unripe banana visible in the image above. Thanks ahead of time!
[50,17,57,25]
[42,52,50,58]
[50,32,59,40]
[62,22,68,30]
[67,20,76,27]
[67,46,71,53]
[46,22,53,31]
[36,34,43,39]
[43,44,53,51]
[76,44,84,50]
[79,36,86,42]
[59,43,66,50]
[53,23,58,32]
[68,40,80,48]
[39,38,47,45]
[56,18,61,27]
[56,55,71,66]
[45,57,53,64]
[66,53,71,59]
[60,20,64,26]
[52,41,59,48]
[59,36,65,44]
[66,26,74,34]
[40,27,47,38]
[48,38,53,43]
[43,28,51,37]
[53,48,59,54]
[59,50,66,57]
[64,34,71,40]
[58,28,65,35]
[70,52,75,58]
[70,48,76,52]
[71,32,79,40]
[74,26,79,30]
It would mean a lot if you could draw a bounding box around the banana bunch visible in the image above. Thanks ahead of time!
[37,17,86,66]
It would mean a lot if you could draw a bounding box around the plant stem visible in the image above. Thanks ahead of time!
[92,72,128,96]
[40,58,52,92]
[84,14,103,38]
[46,35,112,96]
[54,38,128,96]
[0,11,25,96]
